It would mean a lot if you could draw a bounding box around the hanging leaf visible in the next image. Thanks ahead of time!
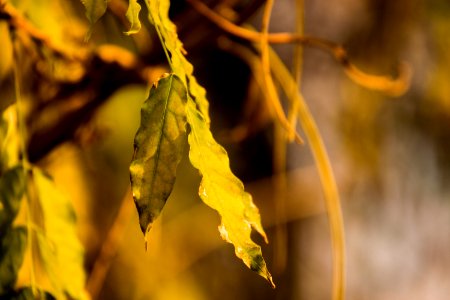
[32,169,88,300]
[186,99,275,287]
[130,74,187,236]
[0,166,25,230]
[80,0,107,33]
[0,227,27,295]
[125,0,142,35]
[142,0,274,286]
[144,0,210,123]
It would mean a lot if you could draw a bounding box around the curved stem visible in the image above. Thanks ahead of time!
[187,0,411,96]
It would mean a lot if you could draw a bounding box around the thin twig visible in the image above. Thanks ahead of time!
[187,0,411,96]
[258,0,304,144]
[269,45,346,300]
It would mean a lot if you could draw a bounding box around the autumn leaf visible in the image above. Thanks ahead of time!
[130,74,187,236]
[125,0,142,35]
[186,99,275,287]
[142,0,274,286]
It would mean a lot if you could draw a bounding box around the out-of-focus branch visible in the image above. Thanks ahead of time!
[0,2,162,162]
[0,1,87,61]
[187,0,412,96]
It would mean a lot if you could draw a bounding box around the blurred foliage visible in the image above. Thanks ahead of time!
[1,0,450,299]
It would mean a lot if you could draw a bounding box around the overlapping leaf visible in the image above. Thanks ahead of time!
[143,0,274,286]
[130,74,187,235]
[186,99,274,287]
[125,0,142,35]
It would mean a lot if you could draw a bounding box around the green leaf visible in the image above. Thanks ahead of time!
[80,0,107,27]
[144,0,210,123]
[130,74,187,236]
[185,99,275,287]
[0,166,25,230]
[0,105,20,174]
[125,0,142,35]
[0,227,27,295]
[32,169,88,300]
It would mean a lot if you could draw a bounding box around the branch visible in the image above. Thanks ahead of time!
[0,2,158,162]
[187,0,411,96]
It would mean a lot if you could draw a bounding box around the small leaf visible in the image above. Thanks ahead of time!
[186,99,275,287]
[125,0,142,35]
[0,166,25,230]
[80,0,107,35]
[0,227,27,295]
[130,74,187,236]
[32,169,88,300]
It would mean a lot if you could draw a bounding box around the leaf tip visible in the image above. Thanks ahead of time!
[144,224,152,251]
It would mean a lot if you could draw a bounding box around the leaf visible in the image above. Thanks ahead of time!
[125,0,142,35]
[185,99,275,287]
[0,105,20,174]
[130,74,187,236]
[0,227,27,295]
[144,0,210,123]
[0,166,25,230]
[80,0,107,32]
[32,169,88,300]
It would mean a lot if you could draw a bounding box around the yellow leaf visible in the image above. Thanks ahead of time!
[186,99,275,287]
[125,0,142,35]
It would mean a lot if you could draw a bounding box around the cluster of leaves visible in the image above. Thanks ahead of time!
[126,0,274,286]
[1,0,275,298]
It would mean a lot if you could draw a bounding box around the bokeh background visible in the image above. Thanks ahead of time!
[32,0,450,299]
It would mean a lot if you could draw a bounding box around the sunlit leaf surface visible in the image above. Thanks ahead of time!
[142,0,273,286]
[125,0,142,35]
[186,99,275,287]
[130,74,187,235]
